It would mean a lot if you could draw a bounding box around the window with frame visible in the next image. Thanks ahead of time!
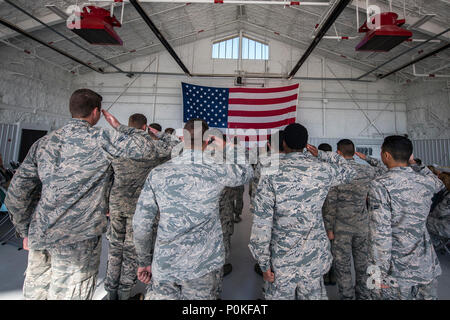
[212,35,269,60]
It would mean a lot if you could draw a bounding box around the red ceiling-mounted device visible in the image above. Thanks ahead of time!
[355,12,412,52]
[68,6,123,45]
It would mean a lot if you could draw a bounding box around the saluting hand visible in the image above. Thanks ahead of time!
[102,110,120,129]
[408,153,416,165]
[137,266,152,284]
[354,151,366,160]
[306,144,318,157]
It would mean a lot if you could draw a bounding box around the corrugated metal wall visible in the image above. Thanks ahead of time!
[412,139,450,167]
[0,123,18,169]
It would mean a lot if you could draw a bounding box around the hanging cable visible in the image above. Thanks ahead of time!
[106,58,156,111]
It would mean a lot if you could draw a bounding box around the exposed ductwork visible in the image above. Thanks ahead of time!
[68,6,124,45]
[355,12,412,52]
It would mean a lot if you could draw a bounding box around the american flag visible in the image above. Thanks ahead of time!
[182,82,299,147]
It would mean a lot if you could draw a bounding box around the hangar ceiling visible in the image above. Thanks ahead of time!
[0,0,448,81]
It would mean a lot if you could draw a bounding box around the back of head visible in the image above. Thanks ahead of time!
[69,89,102,118]
[149,123,162,132]
[283,123,308,150]
[165,128,175,135]
[184,118,209,148]
[382,135,413,163]
[337,139,355,157]
[318,143,332,152]
[128,113,147,129]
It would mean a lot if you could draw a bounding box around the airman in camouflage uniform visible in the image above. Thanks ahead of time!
[105,115,181,300]
[427,172,450,242]
[249,123,359,300]
[365,136,444,300]
[216,186,235,296]
[5,89,157,300]
[322,140,378,300]
[427,191,450,240]
[133,120,253,300]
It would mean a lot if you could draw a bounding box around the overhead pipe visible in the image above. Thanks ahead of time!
[287,0,352,80]
[356,27,450,80]
[0,17,103,74]
[101,70,374,81]
[379,43,450,80]
[3,0,124,73]
[92,0,331,5]
[428,62,450,74]
[318,36,358,40]
[128,0,192,76]
[412,64,450,78]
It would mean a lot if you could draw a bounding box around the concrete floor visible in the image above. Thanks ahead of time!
[0,184,449,300]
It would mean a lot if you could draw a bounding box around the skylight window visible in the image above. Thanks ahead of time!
[212,35,269,60]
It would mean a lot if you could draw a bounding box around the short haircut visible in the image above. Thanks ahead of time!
[283,123,308,150]
[381,135,413,163]
[128,113,147,129]
[318,143,332,152]
[149,123,162,132]
[69,89,102,118]
[165,128,175,134]
[337,139,355,157]
[184,118,209,148]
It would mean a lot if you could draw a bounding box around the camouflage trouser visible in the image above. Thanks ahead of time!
[375,278,439,300]
[104,213,137,298]
[233,185,244,217]
[220,208,234,262]
[23,236,101,300]
[332,232,370,300]
[264,270,328,300]
[217,214,233,297]
[145,270,221,300]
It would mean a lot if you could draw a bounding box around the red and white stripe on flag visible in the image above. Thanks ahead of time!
[226,83,299,147]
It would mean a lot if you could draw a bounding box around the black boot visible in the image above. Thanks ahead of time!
[328,266,337,285]
[323,272,331,286]
[223,263,233,276]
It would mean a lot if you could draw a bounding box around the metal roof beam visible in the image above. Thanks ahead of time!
[128,0,192,76]
[287,0,352,79]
